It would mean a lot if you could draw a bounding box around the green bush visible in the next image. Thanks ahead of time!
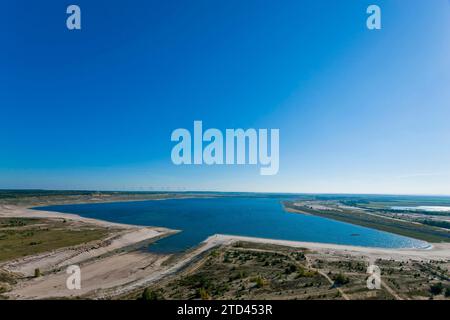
[250,275,266,288]
[333,273,349,286]
[34,268,41,278]
[198,287,210,300]
[141,288,161,300]
[445,287,450,297]
[430,283,443,295]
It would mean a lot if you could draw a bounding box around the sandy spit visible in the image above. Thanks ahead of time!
[206,234,450,261]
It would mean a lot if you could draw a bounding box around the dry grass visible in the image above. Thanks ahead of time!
[0,217,109,262]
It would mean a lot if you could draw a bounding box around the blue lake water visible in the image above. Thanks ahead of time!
[36,197,429,252]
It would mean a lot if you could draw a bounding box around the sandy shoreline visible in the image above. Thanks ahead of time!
[205,234,450,262]
[1,204,449,299]
[0,204,167,230]
[0,205,179,299]
[0,205,177,275]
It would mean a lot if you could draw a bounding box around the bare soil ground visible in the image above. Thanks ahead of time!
[131,240,450,300]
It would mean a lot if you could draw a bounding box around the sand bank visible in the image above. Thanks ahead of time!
[205,234,450,261]
[0,206,176,276]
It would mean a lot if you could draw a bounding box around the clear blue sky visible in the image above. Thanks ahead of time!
[1,1,449,194]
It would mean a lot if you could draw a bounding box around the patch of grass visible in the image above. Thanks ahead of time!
[0,218,109,262]
[0,218,40,228]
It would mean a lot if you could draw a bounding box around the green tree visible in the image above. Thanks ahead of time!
[430,283,443,295]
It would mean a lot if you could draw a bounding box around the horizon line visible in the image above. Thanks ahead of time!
[1,188,450,198]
